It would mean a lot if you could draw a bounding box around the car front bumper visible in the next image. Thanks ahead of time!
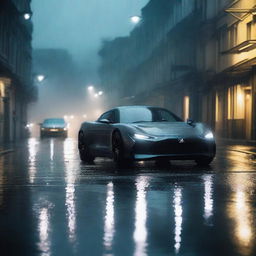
[41,129,67,137]
[126,137,216,160]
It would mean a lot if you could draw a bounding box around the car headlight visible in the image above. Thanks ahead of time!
[204,132,214,139]
[134,133,154,140]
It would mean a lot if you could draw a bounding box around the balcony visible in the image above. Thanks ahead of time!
[223,40,256,54]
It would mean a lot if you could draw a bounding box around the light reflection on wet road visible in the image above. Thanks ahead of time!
[0,138,256,256]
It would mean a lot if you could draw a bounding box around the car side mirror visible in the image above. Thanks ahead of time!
[187,119,195,126]
[99,119,111,124]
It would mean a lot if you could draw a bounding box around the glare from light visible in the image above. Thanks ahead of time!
[94,93,99,98]
[130,15,141,24]
[83,114,87,118]
[134,134,150,140]
[24,13,31,20]
[36,75,45,82]
[205,132,214,139]
[70,115,74,119]
[64,115,68,119]
[98,91,103,96]
[88,85,94,91]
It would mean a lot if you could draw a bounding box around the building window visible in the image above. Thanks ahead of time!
[183,96,190,121]
[247,22,252,40]
[228,85,245,120]
[228,24,237,48]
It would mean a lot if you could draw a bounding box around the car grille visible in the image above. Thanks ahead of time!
[135,138,210,155]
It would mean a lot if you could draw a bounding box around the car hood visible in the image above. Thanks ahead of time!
[132,122,201,137]
[42,123,67,128]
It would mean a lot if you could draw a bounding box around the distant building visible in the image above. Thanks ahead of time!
[0,0,34,142]
[98,0,256,140]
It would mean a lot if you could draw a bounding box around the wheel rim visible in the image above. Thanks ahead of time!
[113,136,121,161]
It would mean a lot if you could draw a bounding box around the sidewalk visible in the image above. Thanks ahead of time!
[0,143,14,156]
[217,138,256,156]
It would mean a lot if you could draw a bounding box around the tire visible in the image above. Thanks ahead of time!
[112,131,130,166]
[195,157,214,166]
[78,132,95,163]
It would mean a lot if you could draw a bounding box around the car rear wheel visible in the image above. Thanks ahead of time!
[195,157,214,166]
[78,132,95,163]
[112,132,130,166]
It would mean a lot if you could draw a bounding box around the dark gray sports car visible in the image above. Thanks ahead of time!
[78,106,216,165]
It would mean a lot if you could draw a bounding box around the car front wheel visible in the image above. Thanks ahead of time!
[112,132,131,166]
[78,132,95,163]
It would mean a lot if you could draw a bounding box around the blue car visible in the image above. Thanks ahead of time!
[40,118,68,138]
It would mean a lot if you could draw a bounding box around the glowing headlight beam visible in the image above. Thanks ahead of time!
[205,132,214,139]
[134,134,150,140]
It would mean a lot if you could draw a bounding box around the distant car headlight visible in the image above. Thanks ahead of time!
[204,132,214,139]
[134,133,154,140]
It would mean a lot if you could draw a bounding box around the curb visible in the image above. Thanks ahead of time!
[0,149,14,156]
[228,149,256,156]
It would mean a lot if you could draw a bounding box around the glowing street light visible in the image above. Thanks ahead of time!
[88,85,94,92]
[36,75,45,83]
[23,13,32,20]
[98,91,103,96]
[130,15,141,24]
[94,93,99,98]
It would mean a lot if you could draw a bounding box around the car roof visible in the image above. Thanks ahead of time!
[43,118,65,122]
[112,105,162,111]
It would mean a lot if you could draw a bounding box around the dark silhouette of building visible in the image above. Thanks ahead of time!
[99,0,256,140]
[0,0,34,142]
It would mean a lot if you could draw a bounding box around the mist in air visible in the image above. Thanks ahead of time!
[29,0,149,137]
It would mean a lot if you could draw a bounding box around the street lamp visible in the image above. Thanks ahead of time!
[36,75,45,83]
[130,15,141,24]
[88,85,94,92]
[98,91,103,96]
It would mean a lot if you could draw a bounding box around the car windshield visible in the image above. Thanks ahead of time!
[43,118,66,125]
[119,107,182,123]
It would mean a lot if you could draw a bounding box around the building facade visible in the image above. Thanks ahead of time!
[99,0,256,140]
[0,0,33,142]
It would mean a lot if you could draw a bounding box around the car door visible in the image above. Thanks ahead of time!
[95,110,117,156]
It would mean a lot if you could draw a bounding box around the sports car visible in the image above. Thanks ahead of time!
[78,106,216,165]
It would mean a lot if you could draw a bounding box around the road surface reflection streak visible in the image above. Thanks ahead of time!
[133,176,149,256]
[50,139,54,161]
[64,139,77,243]
[173,187,183,254]
[38,206,51,256]
[203,175,213,222]
[103,182,115,255]
[234,190,252,250]
[28,138,39,184]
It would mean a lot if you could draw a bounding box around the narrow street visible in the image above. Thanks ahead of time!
[0,138,255,256]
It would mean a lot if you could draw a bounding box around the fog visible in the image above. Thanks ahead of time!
[29,0,149,137]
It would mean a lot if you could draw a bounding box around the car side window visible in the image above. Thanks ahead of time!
[99,111,116,123]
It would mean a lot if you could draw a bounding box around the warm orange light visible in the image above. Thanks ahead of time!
[183,96,189,121]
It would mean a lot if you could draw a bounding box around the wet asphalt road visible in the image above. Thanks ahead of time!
[0,138,256,256]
